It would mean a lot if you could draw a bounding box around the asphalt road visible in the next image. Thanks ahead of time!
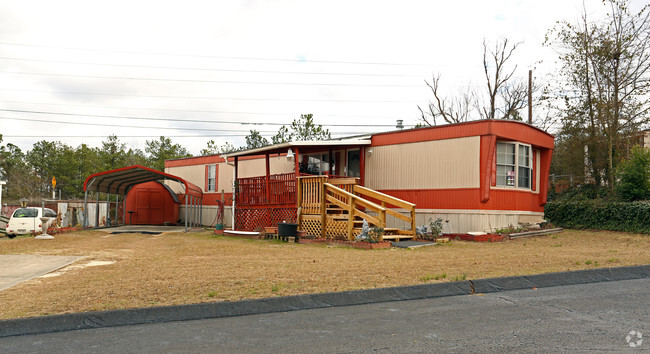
[1,278,647,353]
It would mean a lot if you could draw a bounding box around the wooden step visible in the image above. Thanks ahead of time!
[352,227,403,234]
[329,214,350,220]
[382,234,416,241]
[326,208,346,214]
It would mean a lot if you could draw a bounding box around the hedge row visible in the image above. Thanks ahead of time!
[544,200,650,234]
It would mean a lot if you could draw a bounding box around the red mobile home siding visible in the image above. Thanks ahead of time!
[372,120,554,149]
[370,120,554,213]
[376,188,545,213]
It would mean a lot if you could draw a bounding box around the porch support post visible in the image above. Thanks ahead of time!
[200,196,203,226]
[234,156,239,180]
[320,176,327,238]
[293,147,300,176]
[329,148,333,175]
[232,157,238,231]
[360,146,366,186]
[265,152,271,204]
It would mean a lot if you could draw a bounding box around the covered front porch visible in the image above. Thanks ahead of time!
[224,140,416,241]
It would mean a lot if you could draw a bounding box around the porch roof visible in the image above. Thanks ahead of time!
[221,139,371,159]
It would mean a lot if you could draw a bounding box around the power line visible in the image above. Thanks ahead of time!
[0,41,433,67]
[0,70,422,88]
[0,108,399,127]
[0,87,420,103]
[0,100,405,119]
[0,115,276,133]
[0,116,389,134]
[0,56,425,78]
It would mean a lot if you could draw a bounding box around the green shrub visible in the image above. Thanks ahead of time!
[545,200,650,233]
[616,146,650,202]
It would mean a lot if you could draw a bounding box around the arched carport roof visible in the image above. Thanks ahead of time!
[83,165,202,198]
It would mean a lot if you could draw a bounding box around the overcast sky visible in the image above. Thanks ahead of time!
[0,0,642,155]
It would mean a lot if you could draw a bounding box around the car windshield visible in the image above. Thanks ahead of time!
[12,208,38,218]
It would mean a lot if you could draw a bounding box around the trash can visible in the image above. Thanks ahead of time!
[277,222,298,237]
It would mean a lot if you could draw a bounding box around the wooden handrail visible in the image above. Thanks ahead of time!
[296,176,415,241]
[353,185,415,210]
[324,183,386,215]
[353,185,416,238]
[325,182,387,239]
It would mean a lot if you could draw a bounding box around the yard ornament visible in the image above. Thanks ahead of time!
[356,220,370,241]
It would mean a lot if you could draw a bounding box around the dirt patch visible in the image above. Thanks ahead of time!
[0,229,647,319]
[40,260,116,278]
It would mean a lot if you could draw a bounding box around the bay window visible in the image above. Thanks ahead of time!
[496,142,532,189]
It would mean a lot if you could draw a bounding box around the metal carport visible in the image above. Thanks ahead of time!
[83,165,203,232]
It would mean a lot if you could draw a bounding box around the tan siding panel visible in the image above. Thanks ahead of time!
[165,165,205,193]
[218,163,233,193]
[366,136,480,190]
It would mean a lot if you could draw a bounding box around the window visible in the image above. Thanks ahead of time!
[207,165,216,192]
[12,208,38,218]
[301,153,330,175]
[496,142,531,189]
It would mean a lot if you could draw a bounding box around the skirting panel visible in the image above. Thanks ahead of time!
[235,206,296,231]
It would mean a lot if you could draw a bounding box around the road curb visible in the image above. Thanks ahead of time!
[1,264,648,338]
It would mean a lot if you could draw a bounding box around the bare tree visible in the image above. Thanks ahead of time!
[417,74,476,125]
[418,37,531,127]
[482,38,527,120]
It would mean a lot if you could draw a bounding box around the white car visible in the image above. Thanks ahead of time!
[6,207,57,238]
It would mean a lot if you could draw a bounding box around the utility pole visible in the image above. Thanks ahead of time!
[528,69,533,125]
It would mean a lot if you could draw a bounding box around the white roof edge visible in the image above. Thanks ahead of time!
[221,139,372,158]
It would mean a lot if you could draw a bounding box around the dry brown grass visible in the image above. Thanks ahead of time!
[0,229,648,319]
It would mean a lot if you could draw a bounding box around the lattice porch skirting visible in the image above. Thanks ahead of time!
[300,214,360,239]
[235,205,297,231]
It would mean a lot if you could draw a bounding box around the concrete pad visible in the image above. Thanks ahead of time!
[0,255,83,291]
[391,241,437,249]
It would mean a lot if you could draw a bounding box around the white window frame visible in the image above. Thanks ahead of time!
[207,165,217,192]
[496,141,532,189]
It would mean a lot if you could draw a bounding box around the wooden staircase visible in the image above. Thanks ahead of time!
[297,176,417,241]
